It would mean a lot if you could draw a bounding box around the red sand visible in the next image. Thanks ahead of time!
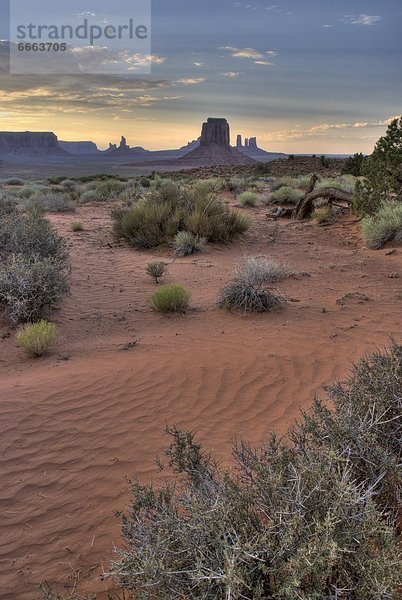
[0,200,401,598]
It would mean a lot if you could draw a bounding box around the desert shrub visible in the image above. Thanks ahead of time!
[114,202,176,249]
[343,152,366,176]
[238,191,258,206]
[0,207,68,263]
[312,206,332,223]
[113,183,250,249]
[173,231,207,256]
[16,320,57,357]
[112,346,402,598]
[47,176,66,185]
[0,193,16,215]
[79,190,98,204]
[139,176,151,188]
[227,177,246,193]
[60,179,77,190]
[1,177,25,186]
[0,253,69,323]
[352,117,402,215]
[83,181,99,192]
[218,256,286,312]
[146,261,167,283]
[70,221,84,232]
[17,185,40,199]
[34,192,74,213]
[96,179,126,200]
[151,284,190,313]
[361,201,402,249]
[269,186,304,204]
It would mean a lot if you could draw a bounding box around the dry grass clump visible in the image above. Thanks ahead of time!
[146,261,167,283]
[16,320,57,357]
[218,256,288,312]
[312,206,332,223]
[172,231,207,257]
[70,221,84,232]
[361,201,402,249]
[151,284,190,313]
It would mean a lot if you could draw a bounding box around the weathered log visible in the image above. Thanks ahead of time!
[293,178,353,219]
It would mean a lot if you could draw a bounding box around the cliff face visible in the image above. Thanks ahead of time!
[200,118,230,147]
[0,132,68,157]
[59,141,99,154]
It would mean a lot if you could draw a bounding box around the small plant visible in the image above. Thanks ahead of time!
[70,221,84,232]
[312,206,332,223]
[151,284,190,313]
[218,256,287,312]
[173,231,207,257]
[16,320,57,357]
[96,179,126,200]
[238,191,258,207]
[146,261,167,283]
[361,201,402,249]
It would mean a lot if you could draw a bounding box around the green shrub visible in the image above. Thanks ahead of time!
[146,261,167,283]
[70,221,84,232]
[343,152,366,176]
[270,186,304,204]
[353,117,402,215]
[218,256,287,312]
[151,284,190,313]
[238,191,258,206]
[172,231,207,256]
[16,320,57,357]
[361,201,402,249]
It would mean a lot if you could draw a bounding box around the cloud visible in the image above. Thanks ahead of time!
[193,62,204,67]
[342,14,382,26]
[0,41,201,117]
[221,46,264,59]
[222,71,243,77]
[264,115,400,143]
[175,77,205,85]
[221,47,277,65]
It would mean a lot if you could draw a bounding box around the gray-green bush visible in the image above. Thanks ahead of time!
[113,179,250,249]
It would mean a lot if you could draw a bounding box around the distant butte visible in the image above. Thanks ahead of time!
[178,118,256,166]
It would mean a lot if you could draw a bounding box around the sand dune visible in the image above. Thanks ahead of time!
[0,201,401,598]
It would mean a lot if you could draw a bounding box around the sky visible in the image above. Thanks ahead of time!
[0,0,401,152]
